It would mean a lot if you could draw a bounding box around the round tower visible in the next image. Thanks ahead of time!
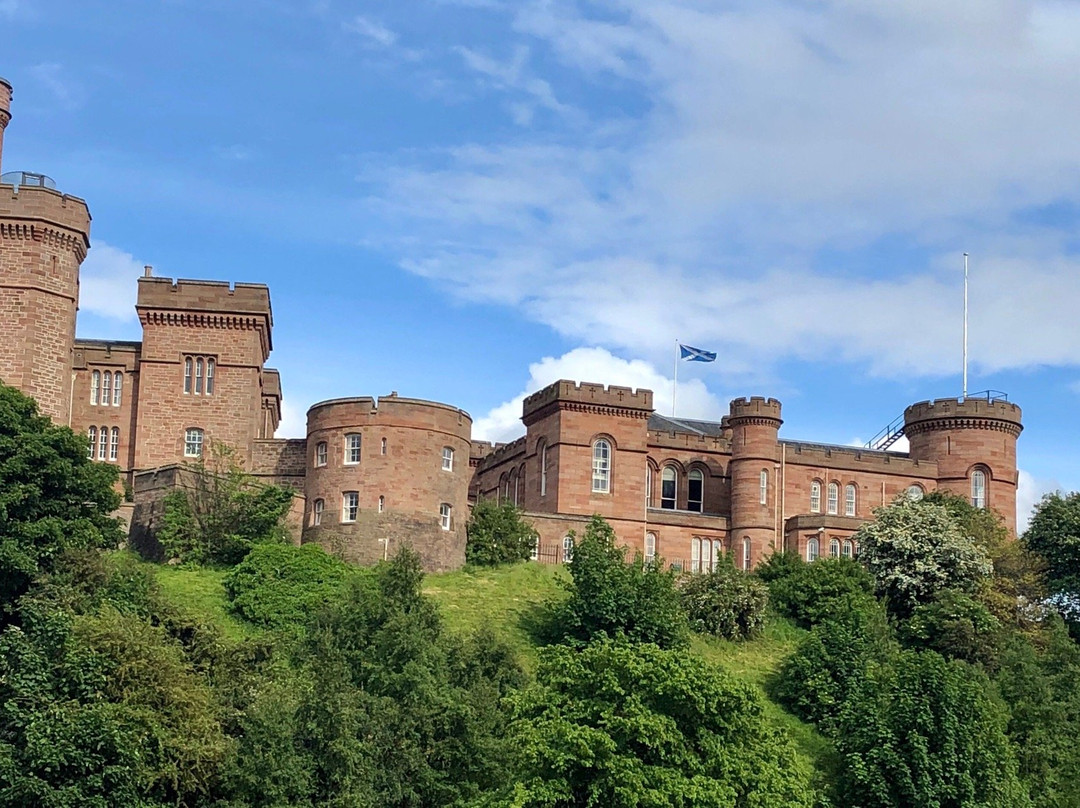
[0,79,91,424]
[727,397,782,567]
[904,397,1023,533]
[303,394,472,571]
[0,78,12,174]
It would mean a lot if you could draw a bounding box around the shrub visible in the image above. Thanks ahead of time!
[754,549,805,583]
[768,556,875,629]
[466,499,539,566]
[680,557,769,640]
[899,589,1002,668]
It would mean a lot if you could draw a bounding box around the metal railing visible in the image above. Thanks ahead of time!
[0,171,56,189]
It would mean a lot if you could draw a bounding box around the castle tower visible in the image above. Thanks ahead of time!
[728,397,782,566]
[0,79,91,423]
[904,397,1023,533]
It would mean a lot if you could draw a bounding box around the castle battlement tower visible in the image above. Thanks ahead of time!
[0,78,92,424]
[728,397,783,566]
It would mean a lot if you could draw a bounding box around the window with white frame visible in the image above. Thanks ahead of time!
[184,428,204,458]
[743,537,752,571]
[530,537,540,561]
[205,359,215,394]
[810,480,822,513]
[101,371,111,407]
[342,492,359,522]
[661,466,677,509]
[688,469,704,513]
[183,355,217,395]
[592,439,611,493]
[644,532,657,565]
[195,358,204,394]
[645,464,652,507]
[842,540,853,558]
[540,442,547,497]
[97,425,108,460]
[378,495,385,513]
[88,426,97,458]
[971,470,987,508]
[109,427,119,462]
[691,537,701,573]
[312,499,324,526]
[315,441,327,467]
[760,469,768,505]
[112,371,123,406]
[184,357,193,394]
[907,484,924,502]
[380,437,387,455]
[807,536,820,562]
[442,446,454,472]
[511,471,519,506]
[439,503,452,531]
[711,539,723,573]
[90,370,100,405]
[562,534,574,563]
[830,538,840,558]
[844,484,857,517]
[344,433,361,465]
[827,482,839,515]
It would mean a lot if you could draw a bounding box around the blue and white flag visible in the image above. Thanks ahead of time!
[679,344,717,363]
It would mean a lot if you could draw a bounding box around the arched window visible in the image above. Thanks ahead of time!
[691,537,702,573]
[378,495,385,513]
[88,426,97,458]
[844,484,857,517]
[345,433,361,465]
[90,370,100,405]
[185,428,204,458]
[712,539,723,573]
[742,537,752,571]
[661,466,677,509]
[842,540,853,558]
[112,371,123,406]
[592,439,611,493]
[827,482,839,515]
[442,446,454,471]
[530,537,540,561]
[971,469,987,509]
[380,437,387,455]
[439,503,452,531]
[312,499,324,526]
[907,484,924,501]
[688,469,704,512]
[810,480,822,513]
[315,441,327,467]
[512,471,519,506]
[101,371,111,407]
[98,426,108,460]
[184,357,193,394]
[562,534,574,563]
[109,427,119,462]
[645,464,653,507]
[195,357,204,394]
[760,469,768,505]
[644,532,657,565]
[539,441,548,497]
[830,538,840,558]
[205,359,215,395]
[807,536,820,562]
[520,466,526,502]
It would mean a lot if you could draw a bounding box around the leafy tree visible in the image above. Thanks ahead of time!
[753,548,805,583]
[899,589,1002,668]
[466,499,539,566]
[156,443,294,566]
[835,650,1030,808]
[1023,491,1080,611]
[768,556,875,629]
[541,515,689,649]
[680,555,769,640]
[224,542,359,632]
[0,382,122,615]
[855,496,992,618]
[494,640,816,807]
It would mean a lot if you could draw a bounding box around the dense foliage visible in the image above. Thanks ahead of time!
[765,555,875,629]
[465,498,540,566]
[156,444,294,566]
[680,555,769,639]
[1024,491,1080,618]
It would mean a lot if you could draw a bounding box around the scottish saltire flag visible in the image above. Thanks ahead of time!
[680,344,717,362]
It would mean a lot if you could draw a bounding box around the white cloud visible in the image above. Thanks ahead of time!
[79,242,145,321]
[277,397,306,439]
[454,45,573,123]
[1017,468,1062,533]
[472,346,724,442]
[343,15,397,47]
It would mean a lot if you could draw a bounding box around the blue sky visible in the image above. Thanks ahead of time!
[4,0,1080,527]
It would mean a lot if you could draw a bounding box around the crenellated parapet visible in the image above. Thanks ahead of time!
[522,379,653,425]
[728,396,783,427]
[904,397,1023,438]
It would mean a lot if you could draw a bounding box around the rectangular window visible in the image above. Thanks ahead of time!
[184,358,192,394]
[760,470,768,505]
[195,358,204,395]
[844,485,856,517]
[315,442,327,467]
[440,503,452,531]
[109,427,119,461]
[113,372,122,406]
[101,372,111,407]
[185,428,204,458]
[342,492,359,522]
[88,426,97,458]
[810,482,821,513]
[90,371,100,405]
[541,446,548,497]
[688,471,703,513]
[313,499,324,526]
[98,426,108,460]
[442,446,454,471]
[691,537,701,573]
[205,359,215,395]
[827,484,839,515]
[381,438,387,455]
[345,434,361,464]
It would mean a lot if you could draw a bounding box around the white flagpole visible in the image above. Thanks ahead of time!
[963,253,969,399]
[673,339,678,417]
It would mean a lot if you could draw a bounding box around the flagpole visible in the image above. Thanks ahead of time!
[672,340,678,417]
[962,253,968,399]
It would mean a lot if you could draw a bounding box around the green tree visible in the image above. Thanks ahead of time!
[768,556,876,629]
[899,589,1002,668]
[495,640,816,807]
[1023,491,1080,610]
[0,383,122,616]
[466,499,540,566]
[855,496,992,618]
[541,515,689,649]
[680,555,769,640]
[156,443,294,566]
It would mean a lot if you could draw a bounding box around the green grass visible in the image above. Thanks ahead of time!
[150,562,258,642]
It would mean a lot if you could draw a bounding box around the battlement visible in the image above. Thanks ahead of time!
[728,396,783,423]
[904,396,1022,436]
[306,393,471,437]
[522,379,654,423]
[136,276,273,319]
[0,183,91,250]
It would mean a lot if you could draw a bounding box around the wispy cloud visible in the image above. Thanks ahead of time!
[79,242,145,321]
[29,62,80,109]
[454,45,573,124]
[343,15,397,47]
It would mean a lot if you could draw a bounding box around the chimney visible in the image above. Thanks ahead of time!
[0,78,12,176]
[143,265,153,277]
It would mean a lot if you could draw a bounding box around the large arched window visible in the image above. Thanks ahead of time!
[742,537,752,571]
[760,469,768,504]
[112,371,123,406]
[711,539,723,573]
[827,482,839,515]
[661,466,677,509]
[810,480,822,513]
[842,539,854,558]
[844,484,857,517]
[807,536,820,562]
[688,469,704,513]
[109,427,119,462]
[644,532,657,565]
[830,538,840,558]
[971,469,987,509]
[592,439,611,493]
[101,371,111,408]
[691,537,702,573]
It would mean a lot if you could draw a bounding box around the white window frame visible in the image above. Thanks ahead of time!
[742,537,752,571]
[184,428,204,458]
[98,425,108,460]
[842,540,854,558]
[184,357,193,394]
[687,469,704,513]
[971,470,987,509]
[760,469,768,505]
[691,537,701,573]
[807,537,820,562]
[315,442,327,467]
[109,427,119,462]
[195,357,204,395]
[591,439,611,493]
[562,535,574,563]
[380,437,387,455]
[439,503,452,531]
[345,433,361,465]
[342,492,359,523]
[830,538,840,558]
[644,532,657,565]
[810,481,821,513]
[661,466,677,510]
[205,359,215,395]
[88,426,97,458]
[378,495,385,513]
[101,371,111,407]
[442,446,454,472]
[844,484,857,517]
[530,537,540,561]
[827,482,839,515]
[312,499,324,526]
[112,371,122,406]
[90,370,100,405]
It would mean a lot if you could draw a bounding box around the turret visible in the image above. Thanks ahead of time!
[728,397,783,566]
[0,80,91,424]
[904,396,1023,533]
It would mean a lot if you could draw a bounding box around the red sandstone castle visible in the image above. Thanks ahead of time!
[0,78,1023,571]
